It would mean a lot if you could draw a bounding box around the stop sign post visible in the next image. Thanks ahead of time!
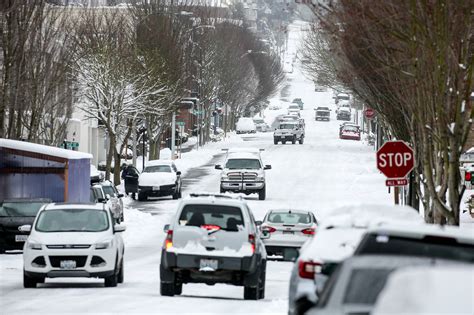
[377,141,414,186]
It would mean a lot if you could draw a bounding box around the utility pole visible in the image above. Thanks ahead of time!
[171,111,176,160]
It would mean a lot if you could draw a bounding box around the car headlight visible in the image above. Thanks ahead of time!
[256,176,265,182]
[27,241,42,250]
[221,175,228,181]
[95,239,113,250]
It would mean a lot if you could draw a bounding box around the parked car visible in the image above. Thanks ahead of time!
[287,204,423,315]
[288,104,301,116]
[0,199,51,253]
[159,193,267,300]
[100,181,124,222]
[292,98,304,110]
[22,203,125,288]
[274,121,305,145]
[306,255,464,315]
[260,209,317,261]
[336,107,351,121]
[335,93,350,104]
[253,118,268,132]
[90,184,121,223]
[373,266,474,315]
[339,125,360,140]
[215,150,271,200]
[137,160,182,201]
[236,117,257,134]
[90,164,104,184]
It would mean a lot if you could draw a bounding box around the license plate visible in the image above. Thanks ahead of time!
[15,235,28,242]
[152,186,160,191]
[60,260,76,270]
[283,231,294,235]
[199,259,218,271]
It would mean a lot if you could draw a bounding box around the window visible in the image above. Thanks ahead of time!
[343,268,392,305]
[144,165,172,173]
[36,209,109,233]
[179,205,244,231]
[101,185,116,197]
[225,159,261,170]
[268,212,311,224]
[279,123,297,130]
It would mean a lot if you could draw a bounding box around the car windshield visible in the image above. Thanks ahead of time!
[317,111,329,115]
[225,158,261,169]
[343,268,392,305]
[338,95,350,100]
[144,165,171,173]
[343,126,358,132]
[0,201,47,217]
[101,185,116,197]
[356,234,474,263]
[254,119,264,124]
[280,124,297,130]
[267,212,311,224]
[35,209,109,232]
[179,205,245,231]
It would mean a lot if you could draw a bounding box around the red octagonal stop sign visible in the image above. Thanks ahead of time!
[377,141,414,179]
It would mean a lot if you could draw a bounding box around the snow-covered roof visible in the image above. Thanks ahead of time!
[145,159,174,166]
[0,138,92,160]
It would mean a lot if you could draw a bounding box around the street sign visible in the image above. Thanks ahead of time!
[377,141,414,179]
[249,106,256,112]
[176,121,185,126]
[386,178,408,186]
[364,108,376,119]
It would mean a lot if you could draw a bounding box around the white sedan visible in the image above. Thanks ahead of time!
[137,160,182,201]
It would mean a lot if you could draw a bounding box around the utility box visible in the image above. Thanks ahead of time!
[0,138,92,202]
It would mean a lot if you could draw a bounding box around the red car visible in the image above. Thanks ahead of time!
[340,125,361,140]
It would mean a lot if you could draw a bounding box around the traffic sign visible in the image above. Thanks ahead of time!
[386,178,408,186]
[377,141,414,179]
[176,121,185,126]
[364,108,376,119]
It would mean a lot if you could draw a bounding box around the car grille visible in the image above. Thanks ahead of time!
[46,245,91,249]
[227,172,258,181]
[49,256,87,268]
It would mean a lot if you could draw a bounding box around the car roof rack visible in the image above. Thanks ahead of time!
[188,193,244,200]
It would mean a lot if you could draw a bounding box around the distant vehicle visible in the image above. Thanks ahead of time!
[339,125,361,141]
[268,103,282,110]
[22,203,126,288]
[288,104,301,116]
[306,255,465,315]
[0,199,50,253]
[215,150,271,200]
[137,160,182,201]
[159,193,267,300]
[335,93,350,104]
[373,266,474,315]
[274,121,305,145]
[292,98,304,110]
[90,164,104,184]
[336,107,351,121]
[253,118,269,132]
[99,181,124,222]
[314,107,331,121]
[314,85,326,92]
[236,117,257,134]
[336,101,351,113]
[260,209,317,261]
[288,204,423,315]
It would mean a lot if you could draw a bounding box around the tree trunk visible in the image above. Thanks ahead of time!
[113,151,121,186]
[105,134,116,181]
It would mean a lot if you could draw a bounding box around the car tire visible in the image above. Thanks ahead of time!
[220,188,225,194]
[244,285,259,300]
[138,193,147,201]
[104,260,118,287]
[299,137,304,144]
[258,261,266,299]
[258,188,266,201]
[174,282,183,295]
[292,138,296,144]
[0,248,5,254]
[160,281,175,296]
[282,141,286,144]
[274,139,278,145]
[23,271,39,288]
[172,191,179,200]
[117,259,124,284]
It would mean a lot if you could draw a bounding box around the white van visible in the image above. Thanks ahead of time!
[236,118,256,134]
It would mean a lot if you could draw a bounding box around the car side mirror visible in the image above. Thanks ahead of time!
[255,220,262,226]
[97,198,106,203]
[215,165,223,170]
[114,224,126,233]
[19,225,31,233]
[176,171,182,176]
[264,165,272,170]
[163,224,170,233]
[117,193,124,198]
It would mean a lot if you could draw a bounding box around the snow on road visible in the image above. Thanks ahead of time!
[0,21,394,314]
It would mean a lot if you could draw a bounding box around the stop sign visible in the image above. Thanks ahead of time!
[377,141,414,178]
[364,108,376,119]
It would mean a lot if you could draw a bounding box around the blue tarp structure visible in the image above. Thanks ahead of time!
[0,139,92,202]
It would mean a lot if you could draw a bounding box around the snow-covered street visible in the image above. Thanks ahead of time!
[0,24,394,313]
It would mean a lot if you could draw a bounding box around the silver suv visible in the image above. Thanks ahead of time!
[215,149,271,200]
[159,193,267,300]
[274,120,305,145]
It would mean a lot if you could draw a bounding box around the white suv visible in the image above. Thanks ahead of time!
[160,193,267,300]
[22,203,125,288]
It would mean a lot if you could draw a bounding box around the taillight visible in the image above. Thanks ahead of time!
[201,224,221,231]
[165,230,173,250]
[261,225,276,233]
[298,260,321,279]
[248,234,256,253]
[301,228,315,235]
[466,172,472,181]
